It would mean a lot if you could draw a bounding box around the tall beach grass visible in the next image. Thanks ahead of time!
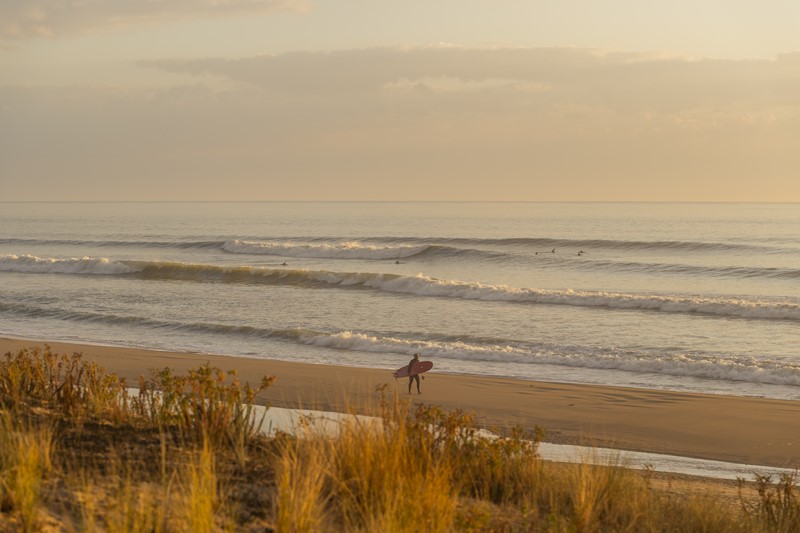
[1,346,798,532]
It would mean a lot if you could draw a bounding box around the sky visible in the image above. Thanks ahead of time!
[2,1,800,201]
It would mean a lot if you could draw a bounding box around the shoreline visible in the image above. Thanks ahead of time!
[3,336,799,470]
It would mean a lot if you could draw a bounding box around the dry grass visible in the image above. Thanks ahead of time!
[131,364,274,454]
[275,435,329,532]
[0,346,126,422]
[1,346,798,532]
[0,412,53,532]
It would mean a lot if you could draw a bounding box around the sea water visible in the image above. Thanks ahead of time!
[1,202,799,399]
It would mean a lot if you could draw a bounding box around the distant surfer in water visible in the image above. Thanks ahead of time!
[408,353,422,394]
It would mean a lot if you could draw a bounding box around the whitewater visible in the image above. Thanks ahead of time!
[1,201,799,399]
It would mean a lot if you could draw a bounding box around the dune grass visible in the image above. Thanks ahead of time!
[1,346,798,531]
[0,412,53,532]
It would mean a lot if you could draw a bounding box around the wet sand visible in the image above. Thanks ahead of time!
[3,337,799,469]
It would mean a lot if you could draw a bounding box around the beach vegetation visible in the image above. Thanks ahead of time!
[0,345,126,422]
[0,346,793,531]
[0,412,53,532]
[740,472,800,532]
[131,364,274,457]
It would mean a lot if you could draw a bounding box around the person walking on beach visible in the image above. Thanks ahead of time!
[408,353,422,394]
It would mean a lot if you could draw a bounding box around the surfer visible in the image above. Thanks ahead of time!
[408,353,422,394]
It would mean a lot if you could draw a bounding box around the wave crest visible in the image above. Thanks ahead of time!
[0,254,137,275]
[290,330,800,387]
[4,255,799,321]
[223,240,429,260]
[3,298,799,387]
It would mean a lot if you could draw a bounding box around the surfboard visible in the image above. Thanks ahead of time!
[393,360,433,379]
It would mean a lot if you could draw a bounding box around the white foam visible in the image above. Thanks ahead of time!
[223,240,428,260]
[292,269,800,321]
[6,255,799,322]
[295,330,540,367]
[0,254,137,275]
[288,329,800,387]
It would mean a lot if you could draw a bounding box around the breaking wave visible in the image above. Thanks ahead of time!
[375,236,778,254]
[222,240,431,260]
[4,237,794,282]
[3,299,800,387]
[0,254,138,275]
[3,255,799,321]
[2,234,782,255]
[293,330,800,387]
[566,257,800,280]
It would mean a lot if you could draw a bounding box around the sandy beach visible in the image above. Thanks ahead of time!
[3,337,799,470]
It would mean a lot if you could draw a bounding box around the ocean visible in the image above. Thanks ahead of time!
[1,202,798,399]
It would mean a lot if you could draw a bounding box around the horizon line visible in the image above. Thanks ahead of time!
[2,200,800,204]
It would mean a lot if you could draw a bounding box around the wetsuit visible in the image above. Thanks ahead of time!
[408,357,421,394]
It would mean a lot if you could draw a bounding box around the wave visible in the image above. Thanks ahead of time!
[221,235,778,254]
[374,236,777,254]
[135,262,800,321]
[5,236,793,282]
[292,330,800,387]
[0,254,138,275]
[3,255,799,321]
[3,300,799,388]
[3,233,784,256]
[564,257,800,280]
[222,240,432,260]
[222,240,800,279]
[8,242,795,283]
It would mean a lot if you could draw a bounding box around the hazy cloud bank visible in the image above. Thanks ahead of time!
[144,47,800,111]
[3,46,800,200]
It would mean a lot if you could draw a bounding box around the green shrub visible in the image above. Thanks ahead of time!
[131,364,274,453]
[0,346,126,421]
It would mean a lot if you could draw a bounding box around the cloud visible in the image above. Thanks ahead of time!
[146,47,612,95]
[143,46,800,112]
[0,0,308,45]
[3,46,800,200]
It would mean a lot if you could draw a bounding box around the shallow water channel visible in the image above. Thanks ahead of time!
[253,405,796,482]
